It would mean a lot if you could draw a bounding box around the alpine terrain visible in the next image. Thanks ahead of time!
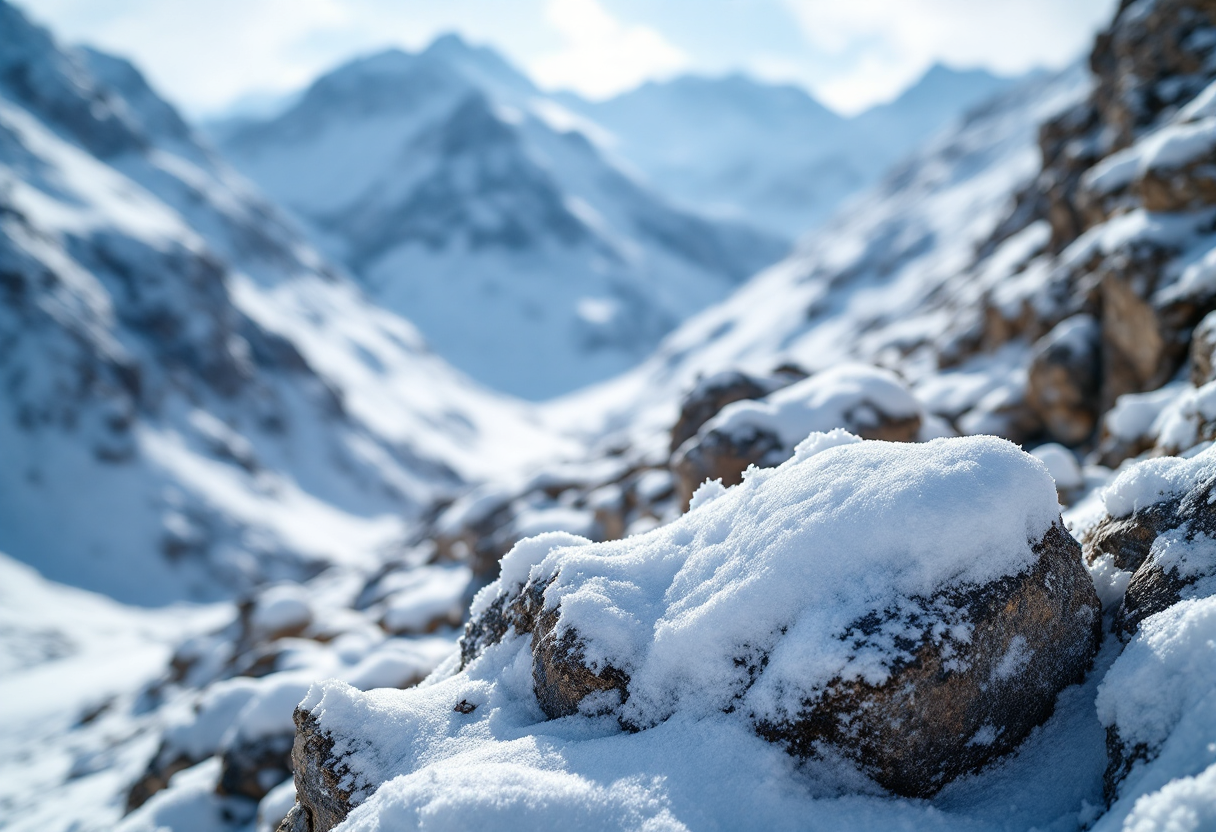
[4,1,1216,832]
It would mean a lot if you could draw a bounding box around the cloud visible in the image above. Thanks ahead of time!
[528,0,689,99]
[779,0,1116,112]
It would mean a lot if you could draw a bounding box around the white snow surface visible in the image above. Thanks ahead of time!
[0,7,576,603]
[698,364,921,450]
[481,435,1060,727]
[1102,443,1216,518]
[217,38,785,399]
[1092,596,1216,832]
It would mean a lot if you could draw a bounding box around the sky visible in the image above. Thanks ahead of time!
[19,0,1118,117]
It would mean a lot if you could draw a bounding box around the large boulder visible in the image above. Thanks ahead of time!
[1026,315,1101,445]
[1082,446,1216,634]
[671,364,922,509]
[462,435,1099,797]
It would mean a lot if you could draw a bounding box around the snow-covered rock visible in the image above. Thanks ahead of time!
[671,364,922,507]
[1082,445,1216,633]
[277,435,1099,830]
[1095,596,1216,820]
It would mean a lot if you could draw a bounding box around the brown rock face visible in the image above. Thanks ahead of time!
[1083,471,1216,634]
[758,523,1100,798]
[1191,310,1216,386]
[671,425,785,509]
[276,708,361,832]
[670,382,921,510]
[459,576,630,720]
[1026,316,1100,445]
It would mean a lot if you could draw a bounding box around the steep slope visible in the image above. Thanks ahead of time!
[0,2,572,603]
[570,65,1017,239]
[548,66,1089,451]
[215,38,785,399]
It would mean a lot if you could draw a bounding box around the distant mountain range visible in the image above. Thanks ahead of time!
[212,37,786,399]
[564,64,1020,238]
[211,37,1015,398]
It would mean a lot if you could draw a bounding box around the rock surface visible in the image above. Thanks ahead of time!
[671,365,922,508]
[1026,316,1100,445]
[1083,451,1216,634]
[759,522,1099,797]
[277,708,360,832]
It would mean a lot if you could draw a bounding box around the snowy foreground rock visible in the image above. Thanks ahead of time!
[278,435,1100,829]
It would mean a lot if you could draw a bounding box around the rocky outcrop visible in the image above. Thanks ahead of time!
[974,0,1216,421]
[277,708,361,832]
[1083,463,1216,634]
[758,522,1099,797]
[1026,315,1101,445]
[1191,310,1216,386]
[671,425,786,508]
[459,576,629,719]
[669,370,777,453]
[217,732,295,802]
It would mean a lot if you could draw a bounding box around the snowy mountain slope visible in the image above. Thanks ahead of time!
[214,37,786,399]
[565,65,1018,239]
[0,2,573,603]
[546,66,1089,452]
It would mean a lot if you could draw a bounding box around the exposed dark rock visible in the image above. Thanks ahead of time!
[530,598,630,719]
[458,574,629,719]
[1082,466,1216,633]
[277,708,361,832]
[671,425,785,510]
[759,522,1100,798]
[671,376,921,510]
[217,731,294,801]
[1191,310,1216,386]
[669,370,773,453]
[126,749,196,811]
[1103,724,1153,804]
[1026,316,1100,445]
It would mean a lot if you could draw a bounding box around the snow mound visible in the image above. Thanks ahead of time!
[1102,446,1216,518]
